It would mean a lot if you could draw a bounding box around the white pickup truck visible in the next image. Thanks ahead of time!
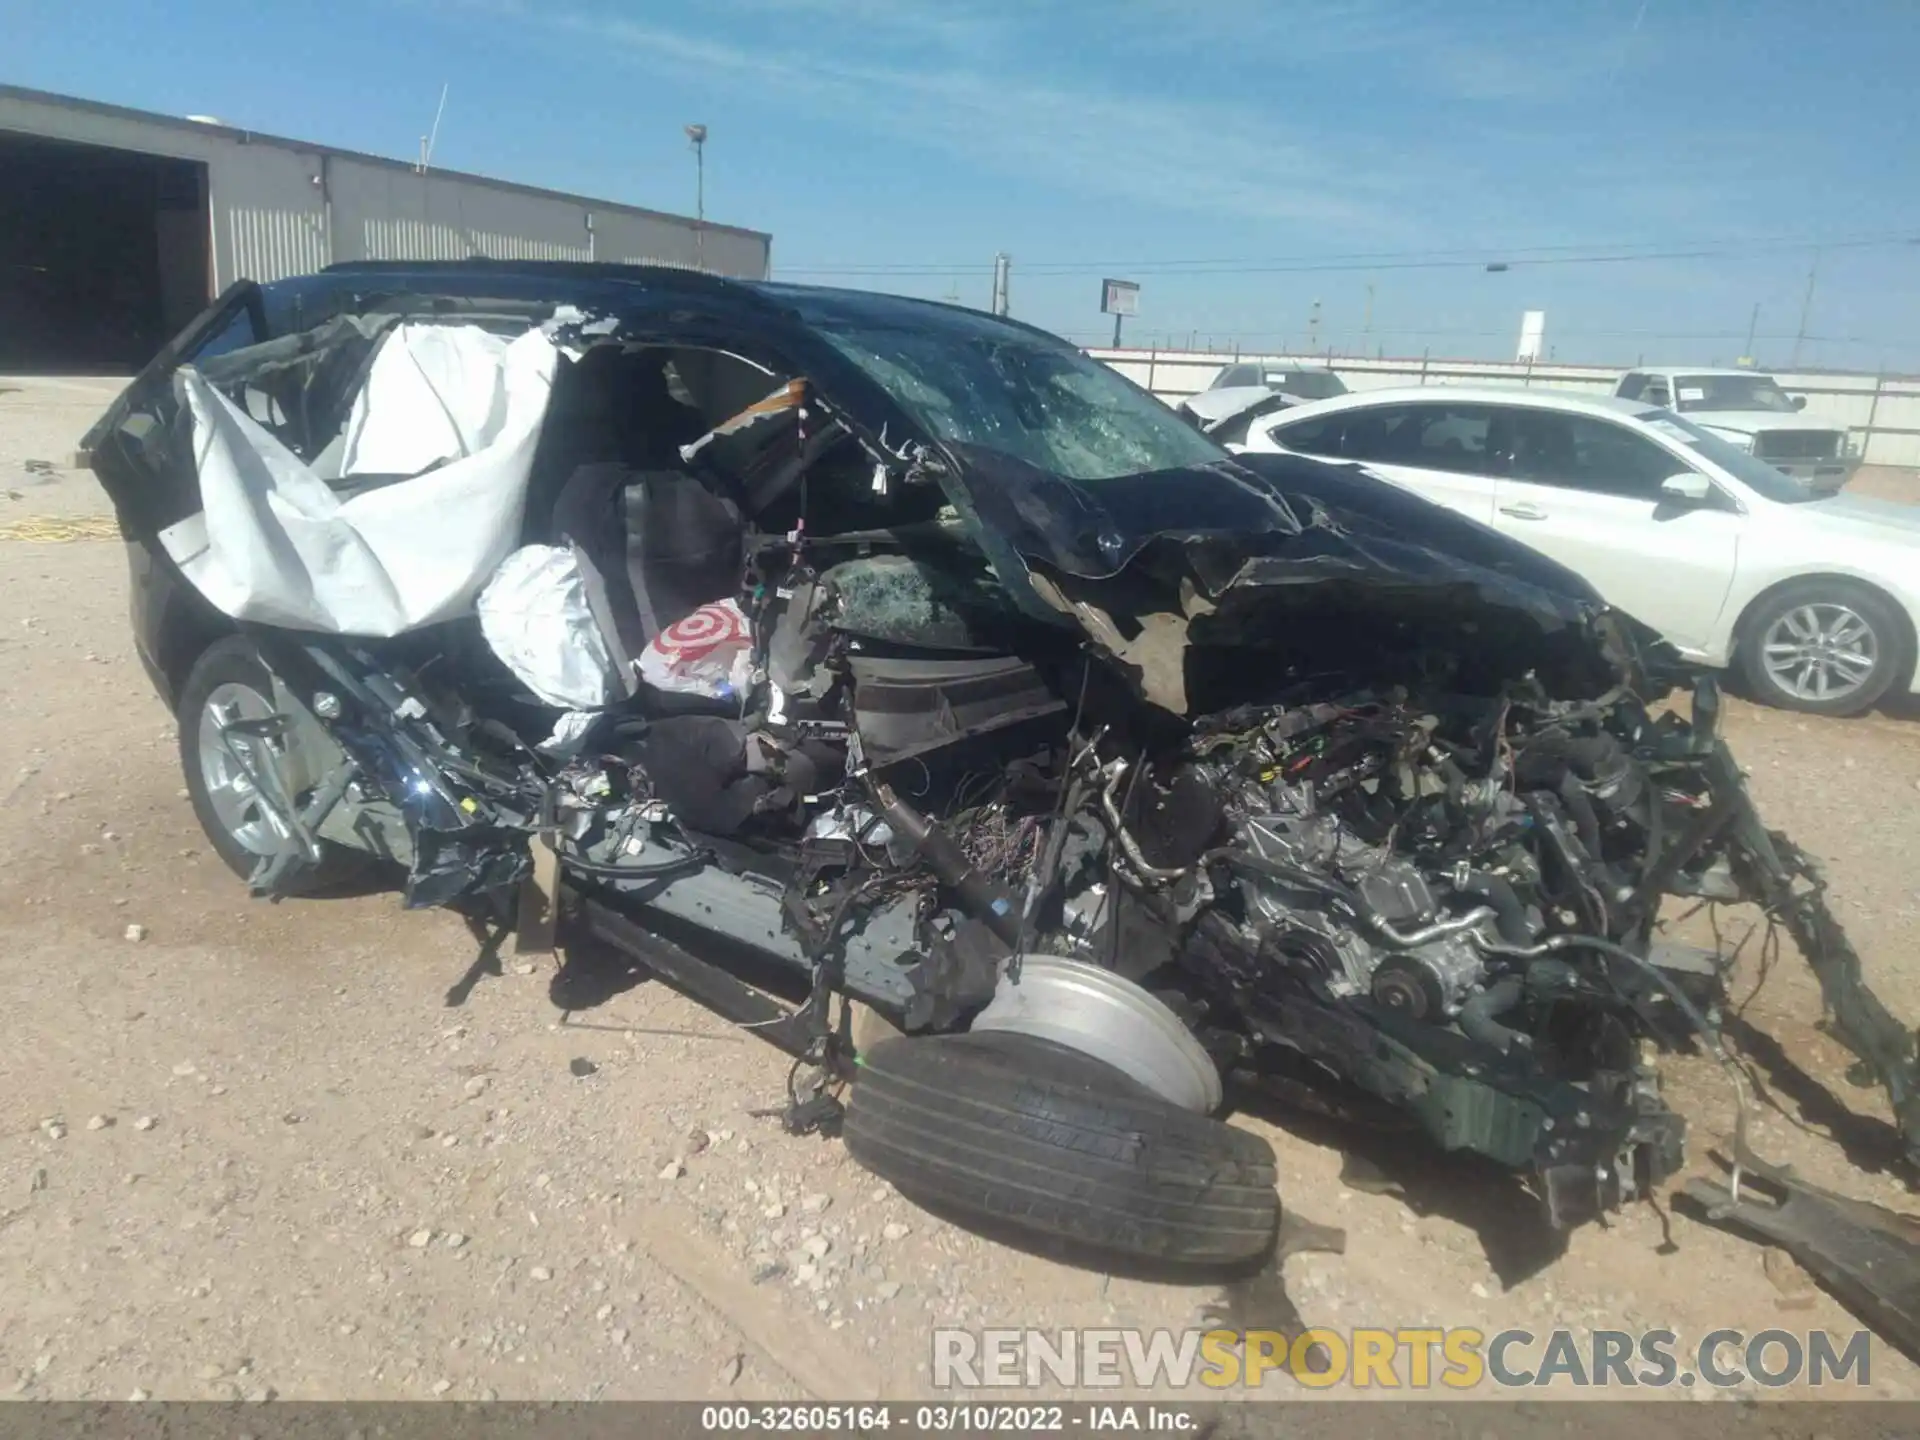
[1613,368,1856,488]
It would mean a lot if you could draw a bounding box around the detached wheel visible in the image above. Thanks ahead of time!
[1738,581,1906,716]
[177,637,364,888]
[845,1032,1279,1269]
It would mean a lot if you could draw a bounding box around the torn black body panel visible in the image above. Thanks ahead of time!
[1237,451,1607,604]
[1684,1145,1920,1364]
[1242,966,1686,1228]
[940,443,1678,719]
[848,655,1065,768]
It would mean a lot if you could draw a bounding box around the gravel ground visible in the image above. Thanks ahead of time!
[5,378,1920,1404]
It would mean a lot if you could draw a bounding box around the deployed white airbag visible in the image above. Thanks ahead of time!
[475,544,620,710]
[158,323,560,636]
[337,322,520,478]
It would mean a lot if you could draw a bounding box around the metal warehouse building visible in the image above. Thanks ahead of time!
[0,85,773,372]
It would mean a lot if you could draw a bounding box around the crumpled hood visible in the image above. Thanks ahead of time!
[940,444,1665,714]
[1231,452,1607,609]
[944,444,1307,581]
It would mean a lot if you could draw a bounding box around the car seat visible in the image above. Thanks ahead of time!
[546,355,746,701]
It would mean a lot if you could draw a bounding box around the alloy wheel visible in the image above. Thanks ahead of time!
[1759,602,1879,704]
[195,681,290,857]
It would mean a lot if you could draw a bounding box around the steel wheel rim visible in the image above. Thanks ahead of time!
[1760,602,1878,703]
[195,681,288,856]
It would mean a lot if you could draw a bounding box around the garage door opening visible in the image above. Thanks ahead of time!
[0,131,209,373]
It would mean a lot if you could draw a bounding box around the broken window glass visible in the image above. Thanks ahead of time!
[794,306,1227,483]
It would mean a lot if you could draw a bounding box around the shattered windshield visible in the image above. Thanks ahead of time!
[1674,374,1800,413]
[792,300,1228,481]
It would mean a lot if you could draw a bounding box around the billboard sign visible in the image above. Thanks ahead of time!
[1516,309,1547,363]
[1100,279,1140,317]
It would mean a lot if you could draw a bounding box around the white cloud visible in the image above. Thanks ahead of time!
[460,0,1423,232]
[441,0,1722,259]
[711,0,1008,54]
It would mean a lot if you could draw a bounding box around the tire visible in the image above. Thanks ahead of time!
[1737,580,1908,717]
[844,1032,1279,1269]
[177,637,365,888]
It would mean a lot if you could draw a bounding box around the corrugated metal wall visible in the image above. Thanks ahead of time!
[327,161,594,265]
[212,143,332,283]
[0,87,770,294]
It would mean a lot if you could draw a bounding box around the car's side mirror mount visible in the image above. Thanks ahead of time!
[1659,472,1713,505]
[1791,394,1808,411]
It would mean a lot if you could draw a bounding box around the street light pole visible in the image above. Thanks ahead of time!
[684,123,708,270]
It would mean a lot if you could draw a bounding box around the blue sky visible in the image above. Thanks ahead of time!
[11,0,1920,369]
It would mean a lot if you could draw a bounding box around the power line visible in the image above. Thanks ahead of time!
[776,230,1918,279]
[788,230,1915,275]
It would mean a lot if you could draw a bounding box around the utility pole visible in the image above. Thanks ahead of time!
[416,83,449,175]
[990,253,1011,316]
[1363,282,1374,339]
[1742,302,1761,365]
[1307,298,1321,354]
[1791,250,1818,366]
[685,123,708,270]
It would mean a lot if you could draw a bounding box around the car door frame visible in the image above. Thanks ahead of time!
[1487,403,1745,655]
[1332,398,1505,526]
[83,281,273,536]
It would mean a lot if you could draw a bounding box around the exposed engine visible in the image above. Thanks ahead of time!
[961,677,1737,1225]
[268,542,1908,1235]
[1165,688,1653,1002]
[382,598,1806,1229]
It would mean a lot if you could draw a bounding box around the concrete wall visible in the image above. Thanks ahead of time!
[1089,346,1920,468]
[0,86,772,294]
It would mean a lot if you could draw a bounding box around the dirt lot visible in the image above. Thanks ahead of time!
[6,375,1920,1405]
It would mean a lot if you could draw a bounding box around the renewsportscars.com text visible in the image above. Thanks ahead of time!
[932,1326,1873,1391]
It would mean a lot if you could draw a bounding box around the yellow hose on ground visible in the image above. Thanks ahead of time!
[0,516,123,542]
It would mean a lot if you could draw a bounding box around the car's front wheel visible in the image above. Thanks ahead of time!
[1737,581,1907,717]
[177,637,365,888]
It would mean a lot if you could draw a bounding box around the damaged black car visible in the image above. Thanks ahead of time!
[84,260,1920,1274]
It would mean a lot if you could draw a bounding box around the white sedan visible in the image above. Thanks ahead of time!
[1236,384,1920,716]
